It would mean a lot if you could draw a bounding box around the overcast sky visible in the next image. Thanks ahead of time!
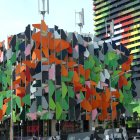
[0,0,94,41]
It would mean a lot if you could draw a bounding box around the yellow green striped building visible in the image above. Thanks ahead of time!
[93,0,140,98]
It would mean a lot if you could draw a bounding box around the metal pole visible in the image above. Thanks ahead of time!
[42,0,45,11]
[80,26,82,34]
[20,120,23,140]
[110,20,115,139]
[10,66,13,140]
[39,0,49,20]
[109,79,114,140]
[42,0,45,20]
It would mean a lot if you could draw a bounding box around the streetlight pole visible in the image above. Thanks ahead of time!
[110,70,131,140]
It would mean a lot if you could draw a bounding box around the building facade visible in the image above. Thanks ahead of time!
[93,0,140,98]
[0,20,136,138]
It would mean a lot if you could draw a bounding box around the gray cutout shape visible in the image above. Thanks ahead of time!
[30,100,37,113]
[32,72,42,80]
[42,96,48,110]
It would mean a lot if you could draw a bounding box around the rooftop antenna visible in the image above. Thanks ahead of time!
[75,8,85,34]
[38,0,49,20]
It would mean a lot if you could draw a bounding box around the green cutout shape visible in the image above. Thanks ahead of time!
[48,80,55,97]
[22,94,31,106]
[68,86,74,98]
[62,82,67,98]
[49,97,56,110]
[56,102,62,120]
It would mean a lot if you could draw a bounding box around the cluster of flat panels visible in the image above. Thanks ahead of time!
[0,20,137,121]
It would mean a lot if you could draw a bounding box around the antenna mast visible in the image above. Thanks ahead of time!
[75,8,85,34]
[38,0,49,20]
